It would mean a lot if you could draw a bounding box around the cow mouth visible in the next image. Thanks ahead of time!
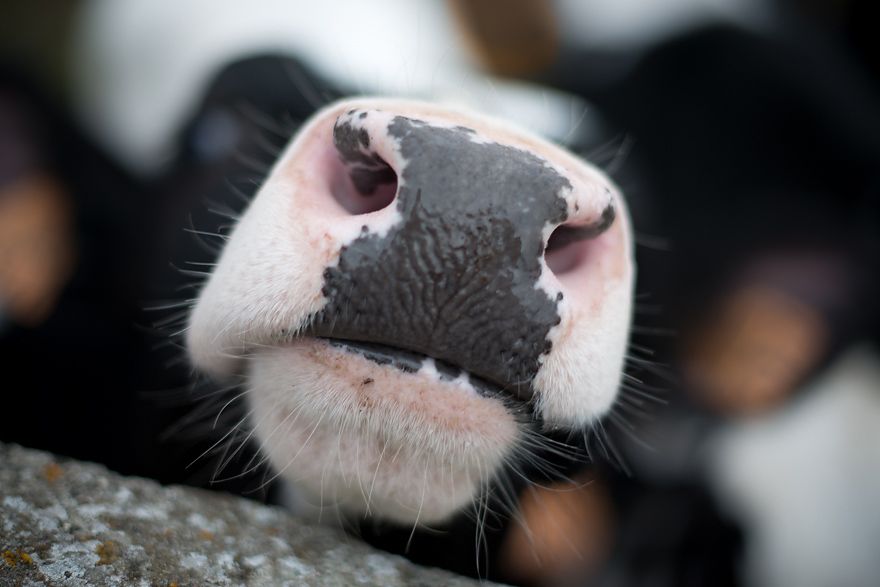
[319,337,534,412]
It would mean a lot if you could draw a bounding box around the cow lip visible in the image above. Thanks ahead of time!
[317,337,534,408]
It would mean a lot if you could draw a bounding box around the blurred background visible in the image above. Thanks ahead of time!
[1,1,878,586]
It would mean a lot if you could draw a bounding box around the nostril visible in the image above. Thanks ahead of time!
[327,152,398,215]
[544,204,616,277]
[324,112,399,215]
[545,225,591,275]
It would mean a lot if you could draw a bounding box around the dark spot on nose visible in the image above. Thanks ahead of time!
[309,114,577,399]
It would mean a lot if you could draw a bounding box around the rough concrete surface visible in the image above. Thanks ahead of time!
[0,443,497,586]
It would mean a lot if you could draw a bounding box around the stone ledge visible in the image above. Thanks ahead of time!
[0,443,496,586]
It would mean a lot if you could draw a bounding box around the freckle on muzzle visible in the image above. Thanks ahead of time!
[304,112,612,400]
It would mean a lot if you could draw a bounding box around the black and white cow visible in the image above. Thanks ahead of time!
[186,98,634,525]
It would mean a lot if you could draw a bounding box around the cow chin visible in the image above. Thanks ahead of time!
[247,338,521,525]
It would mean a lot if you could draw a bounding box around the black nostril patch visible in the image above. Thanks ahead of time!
[329,115,398,214]
[310,114,572,396]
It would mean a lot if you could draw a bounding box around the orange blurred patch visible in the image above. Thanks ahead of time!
[499,475,614,587]
[0,174,76,327]
[684,285,827,416]
[42,462,63,483]
[448,0,559,77]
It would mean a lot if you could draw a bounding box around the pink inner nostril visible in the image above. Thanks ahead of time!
[545,225,593,276]
[323,147,398,216]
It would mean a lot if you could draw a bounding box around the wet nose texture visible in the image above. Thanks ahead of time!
[308,113,573,400]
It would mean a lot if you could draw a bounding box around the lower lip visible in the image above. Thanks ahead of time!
[317,337,530,409]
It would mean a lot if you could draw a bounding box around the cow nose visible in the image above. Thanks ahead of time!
[296,107,615,399]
